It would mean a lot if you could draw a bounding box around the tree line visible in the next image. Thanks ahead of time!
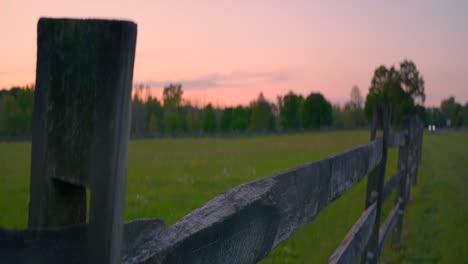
[129,83,338,137]
[1,60,467,139]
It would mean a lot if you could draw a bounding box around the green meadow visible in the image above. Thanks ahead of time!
[0,131,466,263]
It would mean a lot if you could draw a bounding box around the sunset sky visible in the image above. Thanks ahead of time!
[1,0,467,106]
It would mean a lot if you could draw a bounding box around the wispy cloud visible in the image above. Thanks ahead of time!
[136,70,289,90]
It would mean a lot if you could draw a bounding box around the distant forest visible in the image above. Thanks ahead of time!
[0,60,467,139]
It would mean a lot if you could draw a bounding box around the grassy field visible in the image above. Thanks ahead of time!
[380,132,468,264]
[0,131,466,263]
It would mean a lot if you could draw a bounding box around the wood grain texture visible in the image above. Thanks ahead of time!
[392,116,423,244]
[378,201,401,255]
[123,140,383,264]
[0,219,165,264]
[392,117,411,244]
[328,203,377,264]
[361,105,391,264]
[28,18,137,264]
[382,171,403,202]
[388,131,407,148]
[411,117,424,186]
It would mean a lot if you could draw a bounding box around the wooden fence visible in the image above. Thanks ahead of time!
[0,18,424,264]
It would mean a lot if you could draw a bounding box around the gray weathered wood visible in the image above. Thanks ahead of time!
[0,219,165,264]
[388,131,407,148]
[392,115,424,244]
[382,171,403,202]
[122,140,382,264]
[409,118,418,186]
[328,203,377,264]
[29,18,137,264]
[392,117,411,244]
[411,117,424,186]
[378,200,401,255]
[369,105,378,141]
[362,105,380,208]
[361,105,391,264]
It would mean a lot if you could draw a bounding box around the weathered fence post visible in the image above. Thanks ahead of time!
[391,115,424,244]
[411,117,424,186]
[361,104,391,264]
[28,18,137,263]
[391,117,411,244]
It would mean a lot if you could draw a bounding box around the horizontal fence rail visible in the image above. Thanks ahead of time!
[382,171,403,202]
[388,131,407,148]
[123,140,383,263]
[0,219,165,263]
[328,203,377,264]
[378,200,401,256]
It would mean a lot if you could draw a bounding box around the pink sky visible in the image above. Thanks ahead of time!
[1,0,467,106]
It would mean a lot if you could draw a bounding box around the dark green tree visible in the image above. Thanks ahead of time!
[0,85,34,138]
[163,83,186,134]
[440,97,464,127]
[202,103,217,134]
[302,92,333,128]
[220,107,234,133]
[425,107,446,127]
[279,91,303,130]
[440,97,456,119]
[185,103,202,135]
[364,65,414,126]
[145,96,163,136]
[130,93,146,137]
[399,60,426,104]
[250,93,275,132]
[332,104,344,128]
[464,103,468,126]
[231,106,251,132]
[452,104,464,127]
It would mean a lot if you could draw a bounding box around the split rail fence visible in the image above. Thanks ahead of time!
[0,18,424,264]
